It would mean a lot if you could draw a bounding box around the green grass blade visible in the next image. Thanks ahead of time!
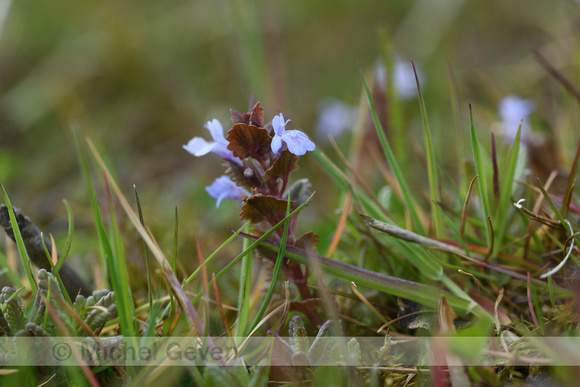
[257,238,486,317]
[312,148,391,221]
[358,64,426,234]
[434,202,470,256]
[469,105,491,247]
[134,186,153,315]
[182,221,251,287]
[91,191,137,345]
[52,199,74,276]
[379,31,404,163]
[491,125,522,258]
[235,222,253,340]
[106,182,138,335]
[72,125,109,288]
[39,235,73,305]
[0,250,22,287]
[412,60,443,239]
[190,192,316,305]
[248,195,292,332]
[1,185,37,294]
[446,62,467,195]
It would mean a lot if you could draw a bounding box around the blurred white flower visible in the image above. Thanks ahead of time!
[498,95,536,140]
[314,98,357,142]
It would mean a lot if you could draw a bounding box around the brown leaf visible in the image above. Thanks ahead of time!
[264,150,299,186]
[295,231,319,252]
[240,194,295,225]
[249,101,264,127]
[226,123,272,160]
[230,108,245,124]
[224,161,261,191]
[229,101,264,127]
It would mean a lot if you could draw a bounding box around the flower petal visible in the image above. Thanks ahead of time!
[205,119,226,142]
[281,130,315,156]
[183,137,215,157]
[205,175,247,208]
[272,113,290,136]
[271,134,283,154]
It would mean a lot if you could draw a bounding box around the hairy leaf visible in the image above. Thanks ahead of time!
[224,161,260,191]
[230,101,264,127]
[240,194,296,225]
[264,150,299,185]
[226,123,272,160]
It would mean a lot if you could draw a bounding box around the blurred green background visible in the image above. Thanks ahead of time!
[1,0,579,284]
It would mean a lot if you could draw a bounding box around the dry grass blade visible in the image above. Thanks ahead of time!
[326,194,351,257]
[351,282,389,324]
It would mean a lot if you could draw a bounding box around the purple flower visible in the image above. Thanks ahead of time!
[206,175,249,208]
[183,119,242,165]
[270,113,315,156]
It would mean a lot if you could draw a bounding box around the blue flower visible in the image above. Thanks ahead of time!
[183,119,242,165]
[206,175,249,208]
[498,95,535,139]
[271,113,315,156]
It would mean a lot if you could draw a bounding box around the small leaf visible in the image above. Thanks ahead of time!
[284,178,313,207]
[240,194,295,225]
[289,315,309,354]
[249,101,264,127]
[264,150,299,186]
[226,124,272,160]
[230,108,245,124]
[224,161,259,191]
[0,307,12,336]
[295,231,319,252]
[84,291,117,333]
[309,320,332,363]
[5,297,26,333]
[230,101,264,127]
[347,338,362,365]
[267,330,295,366]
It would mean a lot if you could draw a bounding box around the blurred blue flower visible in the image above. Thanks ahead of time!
[314,98,357,143]
[183,119,242,164]
[375,56,424,101]
[498,95,536,139]
[206,175,249,208]
[271,113,315,156]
